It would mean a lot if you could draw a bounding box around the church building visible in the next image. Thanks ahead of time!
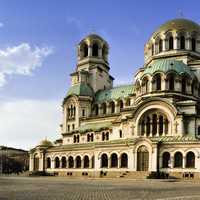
[30,18,200,179]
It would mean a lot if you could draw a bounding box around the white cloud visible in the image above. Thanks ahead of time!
[0,43,53,87]
[0,22,4,28]
[0,99,61,150]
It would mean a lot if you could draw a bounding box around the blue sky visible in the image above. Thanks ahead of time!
[0,0,199,149]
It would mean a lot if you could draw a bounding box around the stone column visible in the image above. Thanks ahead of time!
[156,118,159,137]
[98,47,102,58]
[163,39,167,51]
[183,156,186,168]
[174,36,179,50]
[29,155,34,171]
[149,117,153,137]
[118,156,121,168]
[108,157,111,168]
[88,45,92,57]
[186,37,192,50]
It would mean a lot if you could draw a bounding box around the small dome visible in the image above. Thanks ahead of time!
[39,139,53,147]
[143,59,194,78]
[152,18,200,38]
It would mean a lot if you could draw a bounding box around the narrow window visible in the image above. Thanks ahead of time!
[92,43,98,56]
[68,125,70,132]
[82,109,85,117]
[180,36,185,49]
[169,36,174,50]
[119,130,123,138]
[192,38,196,51]
[159,39,163,52]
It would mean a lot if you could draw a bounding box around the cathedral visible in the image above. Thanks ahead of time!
[30,18,200,179]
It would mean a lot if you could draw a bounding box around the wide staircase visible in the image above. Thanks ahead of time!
[118,171,150,179]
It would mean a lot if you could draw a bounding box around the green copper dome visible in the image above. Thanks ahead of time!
[143,59,194,78]
[66,83,94,97]
[152,18,200,37]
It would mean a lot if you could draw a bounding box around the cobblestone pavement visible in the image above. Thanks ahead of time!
[0,177,200,200]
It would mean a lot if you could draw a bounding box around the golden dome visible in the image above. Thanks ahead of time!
[39,139,53,147]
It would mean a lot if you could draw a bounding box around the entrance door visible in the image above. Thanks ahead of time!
[137,146,149,171]
[34,155,39,171]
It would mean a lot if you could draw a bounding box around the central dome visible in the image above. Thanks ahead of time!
[152,18,200,38]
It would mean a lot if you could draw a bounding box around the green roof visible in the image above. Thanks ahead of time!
[95,85,134,103]
[66,83,94,97]
[78,121,112,133]
[143,59,194,78]
[152,18,200,38]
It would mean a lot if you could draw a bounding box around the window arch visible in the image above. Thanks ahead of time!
[102,103,107,114]
[119,100,124,110]
[94,104,99,116]
[110,101,115,113]
[181,76,187,94]
[61,157,67,168]
[180,36,185,49]
[75,156,81,168]
[83,43,88,57]
[111,153,118,168]
[191,80,196,95]
[153,74,161,91]
[192,38,196,51]
[101,154,108,168]
[186,151,195,168]
[92,43,99,56]
[142,77,149,93]
[55,157,60,168]
[83,155,90,168]
[174,152,183,168]
[121,153,128,168]
[162,152,170,168]
[168,74,175,91]
[47,157,51,168]
[68,156,74,168]
[169,36,174,50]
[159,39,163,53]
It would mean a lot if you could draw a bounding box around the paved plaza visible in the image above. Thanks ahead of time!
[0,177,200,200]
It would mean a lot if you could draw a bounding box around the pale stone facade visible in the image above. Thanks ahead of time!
[30,18,200,179]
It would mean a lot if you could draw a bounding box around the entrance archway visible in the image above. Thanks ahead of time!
[137,145,149,171]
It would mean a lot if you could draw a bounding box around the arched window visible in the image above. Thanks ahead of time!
[119,100,124,110]
[34,154,39,171]
[191,80,196,95]
[159,116,163,134]
[174,152,183,168]
[68,156,74,168]
[47,157,51,168]
[111,153,118,168]
[155,74,161,90]
[181,76,187,94]
[102,103,107,114]
[91,133,94,142]
[119,130,123,138]
[198,126,200,136]
[146,116,151,135]
[83,155,89,168]
[61,157,67,168]
[110,101,115,113]
[168,74,175,90]
[55,157,60,168]
[121,153,128,168]
[169,36,174,50]
[91,156,95,168]
[94,104,99,116]
[162,152,170,168]
[102,132,105,141]
[141,119,145,135]
[152,44,154,55]
[101,154,108,168]
[186,152,195,168]
[75,156,81,168]
[83,43,88,57]
[159,39,163,53]
[180,36,185,49]
[102,45,107,60]
[92,43,98,56]
[192,38,196,51]
[152,114,157,135]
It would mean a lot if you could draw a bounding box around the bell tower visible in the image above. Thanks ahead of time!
[70,34,114,93]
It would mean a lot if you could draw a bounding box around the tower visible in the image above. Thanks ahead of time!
[70,34,114,93]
